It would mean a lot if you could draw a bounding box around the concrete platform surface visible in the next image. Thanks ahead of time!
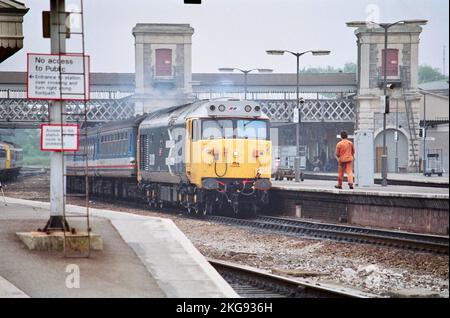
[299,172,449,186]
[1,197,238,298]
[0,276,29,298]
[272,179,449,199]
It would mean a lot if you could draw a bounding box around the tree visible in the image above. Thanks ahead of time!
[343,62,357,73]
[300,62,356,74]
[418,65,448,83]
[2,129,49,166]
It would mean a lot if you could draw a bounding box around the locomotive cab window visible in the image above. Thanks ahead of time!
[236,119,269,140]
[192,119,201,140]
[202,119,233,139]
[200,119,269,140]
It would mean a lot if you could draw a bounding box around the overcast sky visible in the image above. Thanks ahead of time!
[1,0,448,74]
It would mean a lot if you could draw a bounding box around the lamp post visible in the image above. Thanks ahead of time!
[266,49,330,182]
[218,67,273,100]
[418,89,429,175]
[346,19,427,186]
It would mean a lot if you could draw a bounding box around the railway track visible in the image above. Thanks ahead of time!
[19,167,47,178]
[66,189,449,254]
[209,259,375,298]
[207,215,449,254]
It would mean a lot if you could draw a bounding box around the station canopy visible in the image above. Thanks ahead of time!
[0,0,28,63]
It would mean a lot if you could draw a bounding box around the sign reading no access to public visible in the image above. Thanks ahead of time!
[27,53,90,101]
[41,124,79,152]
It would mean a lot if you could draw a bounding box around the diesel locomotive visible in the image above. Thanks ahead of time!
[66,99,272,216]
[0,141,23,181]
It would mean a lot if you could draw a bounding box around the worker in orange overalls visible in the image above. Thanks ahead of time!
[335,130,354,189]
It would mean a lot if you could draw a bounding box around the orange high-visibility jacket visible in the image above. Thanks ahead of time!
[335,139,354,163]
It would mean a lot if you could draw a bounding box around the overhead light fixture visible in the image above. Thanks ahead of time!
[266,50,285,55]
[218,68,235,72]
[311,50,331,56]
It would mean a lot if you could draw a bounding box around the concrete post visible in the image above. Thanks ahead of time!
[44,0,67,230]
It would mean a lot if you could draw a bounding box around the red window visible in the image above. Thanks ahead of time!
[155,49,172,77]
[381,49,399,76]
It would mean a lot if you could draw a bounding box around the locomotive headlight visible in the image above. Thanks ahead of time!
[210,105,216,111]
[218,104,225,112]
[254,105,261,112]
[244,105,252,112]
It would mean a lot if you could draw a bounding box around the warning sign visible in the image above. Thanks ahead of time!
[27,53,90,101]
[40,124,79,152]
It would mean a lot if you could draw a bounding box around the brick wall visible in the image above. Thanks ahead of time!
[348,205,449,235]
[270,189,449,235]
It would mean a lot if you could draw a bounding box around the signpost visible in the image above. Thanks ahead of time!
[27,53,90,101]
[40,124,79,152]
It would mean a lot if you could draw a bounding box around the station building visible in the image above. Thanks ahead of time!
[1,22,448,175]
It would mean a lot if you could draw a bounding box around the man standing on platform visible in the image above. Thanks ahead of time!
[335,130,354,189]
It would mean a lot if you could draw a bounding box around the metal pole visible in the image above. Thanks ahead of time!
[423,93,427,175]
[44,0,67,230]
[381,26,388,186]
[395,98,399,173]
[295,54,300,182]
[244,71,248,100]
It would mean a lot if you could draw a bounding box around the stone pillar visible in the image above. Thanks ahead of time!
[351,24,424,172]
[132,23,194,114]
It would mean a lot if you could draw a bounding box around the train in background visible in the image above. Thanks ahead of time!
[66,99,272,216]
[0,141,23,181]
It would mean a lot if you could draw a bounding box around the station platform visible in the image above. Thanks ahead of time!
[0,197,237,298]
[272,179,449,199]
[293,172,449,188]
[269,180,449,236]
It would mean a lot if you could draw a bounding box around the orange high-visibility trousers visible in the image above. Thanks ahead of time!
[338,161,353,186]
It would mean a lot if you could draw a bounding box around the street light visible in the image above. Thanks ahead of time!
[346,19,427,186]
[266,49,331,182]
[218,67,273,99]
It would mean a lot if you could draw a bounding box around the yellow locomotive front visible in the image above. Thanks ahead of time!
[185,100,272,215]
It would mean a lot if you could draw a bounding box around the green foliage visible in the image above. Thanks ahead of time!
[343,62,357,73]
[299,63,448,85]
[300,62,357,74]
[418,65,448,83]
[1,129,49,167]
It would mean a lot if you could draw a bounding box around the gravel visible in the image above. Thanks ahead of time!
[3,173,449,297]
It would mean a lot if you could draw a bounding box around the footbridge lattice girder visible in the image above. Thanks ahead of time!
[0,96,355,128]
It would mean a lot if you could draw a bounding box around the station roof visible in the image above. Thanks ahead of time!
[419,80,449,96]
[0,1,28,63]
[0,71,357,92]
[0,0,27,11]
[192,72,356,87]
